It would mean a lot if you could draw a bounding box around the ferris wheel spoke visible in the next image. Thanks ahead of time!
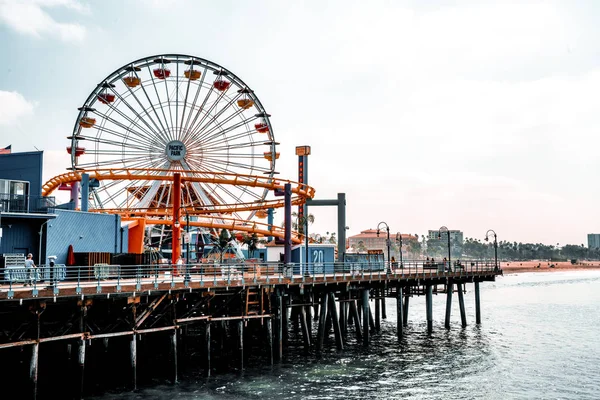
[109,88,165,140]
[145,65,172,140]
[135,69,169,137]
[163,68,175,135]
[90,110,158,149]
[125,77,172,144]
[185,82,235,142]
[189,94,241,142]
[193,115,257,146]
[201,128,259,150]
[184,85,221,143]
[76,155,161,170]
[183,73,209,138]
[180,64,208,136]
[78,131,156,153]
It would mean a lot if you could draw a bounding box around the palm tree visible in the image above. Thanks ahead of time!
[211,228,233,264]
[291,211,314,235]
[242,232,259,259]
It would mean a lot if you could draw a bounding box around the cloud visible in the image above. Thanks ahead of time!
[0,0,88,43]
[0,90,35,125]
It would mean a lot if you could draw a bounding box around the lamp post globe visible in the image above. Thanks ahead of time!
[377,221,391,273]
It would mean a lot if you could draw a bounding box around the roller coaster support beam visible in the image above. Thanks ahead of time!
[81,173,89,212]
[284,183,292,265]
[305,193,346,261]
[172,173,182,267]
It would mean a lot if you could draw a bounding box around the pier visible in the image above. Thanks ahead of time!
[0,260,501,399]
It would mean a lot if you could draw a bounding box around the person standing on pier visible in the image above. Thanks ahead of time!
[24,253,37,286]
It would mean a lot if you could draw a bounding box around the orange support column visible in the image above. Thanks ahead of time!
[172,173,182,272]
[128,219,146,254]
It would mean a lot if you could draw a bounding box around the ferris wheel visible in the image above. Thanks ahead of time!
[68,54,278,225]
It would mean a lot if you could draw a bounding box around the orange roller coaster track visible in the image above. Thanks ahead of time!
[42,168,315,244]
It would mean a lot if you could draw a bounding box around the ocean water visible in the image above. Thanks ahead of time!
[91,270,600,400]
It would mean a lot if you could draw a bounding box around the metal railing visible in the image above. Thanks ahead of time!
[0,259,501,298]
[0,193,56,214]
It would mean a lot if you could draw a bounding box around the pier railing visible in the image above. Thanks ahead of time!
[0,259,500,298]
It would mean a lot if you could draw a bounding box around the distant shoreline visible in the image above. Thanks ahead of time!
[500,260,600,274]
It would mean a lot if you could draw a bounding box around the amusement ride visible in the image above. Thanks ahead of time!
[41,54,315,262]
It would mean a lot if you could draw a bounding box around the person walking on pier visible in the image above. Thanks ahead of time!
[24,253,37,286]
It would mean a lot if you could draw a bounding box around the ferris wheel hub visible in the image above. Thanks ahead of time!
[166,140,186,161]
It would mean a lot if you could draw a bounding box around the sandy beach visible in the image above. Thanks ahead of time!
[500,260,600,274]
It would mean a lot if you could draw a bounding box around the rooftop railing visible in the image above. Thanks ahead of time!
[0,193,56,214]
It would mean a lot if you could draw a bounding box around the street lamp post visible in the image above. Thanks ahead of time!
[395,232,403,267]
[438,226,451,270]
[376,222,391,273]
[485,229,498,271]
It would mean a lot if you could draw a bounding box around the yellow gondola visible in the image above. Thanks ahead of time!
[184,69,201,80]
[123,76,141,88]
[237,99,254,109]
[79,117,96,128]
[263,151,280,161]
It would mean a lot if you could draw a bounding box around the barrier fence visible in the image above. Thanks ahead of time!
[0,259,500,299]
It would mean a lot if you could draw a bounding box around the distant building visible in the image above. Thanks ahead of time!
[347,229,417,260]
[588,234,600,249]
[427,230,463,243]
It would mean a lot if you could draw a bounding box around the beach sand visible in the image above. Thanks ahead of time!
[501,260,600,274]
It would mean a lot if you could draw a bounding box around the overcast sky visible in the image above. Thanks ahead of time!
[0,0,599,246]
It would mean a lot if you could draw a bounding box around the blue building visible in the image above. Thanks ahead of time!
[0,150,126,267]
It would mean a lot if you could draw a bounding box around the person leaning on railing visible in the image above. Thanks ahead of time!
[24,253,37,286]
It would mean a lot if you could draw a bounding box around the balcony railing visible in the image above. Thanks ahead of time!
[0,193,56,214]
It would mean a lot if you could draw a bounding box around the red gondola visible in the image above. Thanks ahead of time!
[153,68,171,79]
[97,93,115,104]
[255,122,269,133]
[67,146,86,157]
[213,79,231,91]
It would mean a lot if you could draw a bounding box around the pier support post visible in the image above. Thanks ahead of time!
[381,287,387,319]
[403,287,410,327]
[306,298,313,334]
[475,281,481,324]
[205,322,211,377]
[445,280,453,330]
[30,342,39,400]
[238,320,244,371]
[78,304,87,399]
[171,329,178,383]
[457,283,467,327]
[328,293,343,351]
[361,289,369,346]
[316,292,329,351]
[375,288,381,331]
[349,300,362,341]
[299,306,311,352]
[426,284,433,334]
[276,291,283,361]
[266,318,273,365]
[283,296,289,346]
[130,334,137,390]
[396,286,404,340]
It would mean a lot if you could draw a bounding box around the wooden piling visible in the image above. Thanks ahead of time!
[426,284,433,334]
[396,285,404,340]
[265,318,273,365]
[205,322,211,377]
[238,320,244,371]
[349,300,362,341]
[316,292,329,351]
[276,291,283,361]
[403,286,410,327]
[30,342,39,400]
[299,306,311,351]
[375,288,381,331]
[171,329,178,383]
[328,293,343,351]
[130,334,137,390]
[79,305,87,398]
[475,281,481,324]
[457,283,467,327]
[445,280,454,330]
[381,287,387,319]
[361,289,369,346]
